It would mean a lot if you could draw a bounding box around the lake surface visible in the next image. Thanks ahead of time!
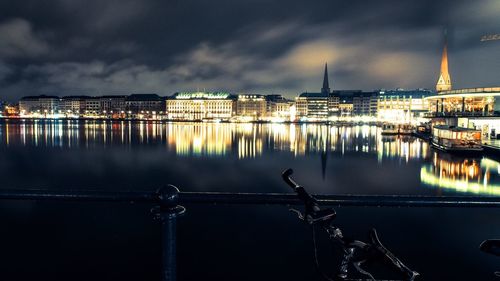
[1,119,500,281]
[0,119,499,196]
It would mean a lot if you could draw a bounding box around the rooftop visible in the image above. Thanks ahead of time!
[20,95,59,100]
[126,94,161,101]
[298,92,328,98]
[173,91,232,100]
[426,87,500,100]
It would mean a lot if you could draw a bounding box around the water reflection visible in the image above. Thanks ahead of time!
[0,120,429,160]
[420,152,500,195]
[3,119,500,194]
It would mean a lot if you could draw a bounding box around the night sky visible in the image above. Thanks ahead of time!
[0,0,499,101]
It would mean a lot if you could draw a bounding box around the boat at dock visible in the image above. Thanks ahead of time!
[431,125,483,154]
[381,123,414,135]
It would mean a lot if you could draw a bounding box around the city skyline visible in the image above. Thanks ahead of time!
[0,0,499,102]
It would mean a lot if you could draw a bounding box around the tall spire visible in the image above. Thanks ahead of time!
[321,63,330,94]
[436,31,452,92]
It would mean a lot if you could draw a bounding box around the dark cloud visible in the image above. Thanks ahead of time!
[0,0,499,101]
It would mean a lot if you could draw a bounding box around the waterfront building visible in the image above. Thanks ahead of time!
[125,94,164,118]
[426,37,500,136]
[328,94,340,116]
[19,95,60,116]
[377,89,433,123]
[84,97,101,116]
[426,87,500,137]
[99,95,127,117]
[295,93,329,120]
[336,92,354,118]
[266,95,293,120]
[330,90,377,118]
[295,63,331,121]
[60,95,128,117]
[166,91,235,121]
[338,103,353,117]
[1,102,17,117]
[60,96,87,116]
[352,91,378,116]
[235,94,267,120]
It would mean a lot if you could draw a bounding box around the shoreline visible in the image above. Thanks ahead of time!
[0,116,383,126]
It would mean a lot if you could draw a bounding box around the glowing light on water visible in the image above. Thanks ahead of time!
[421,153,500,195]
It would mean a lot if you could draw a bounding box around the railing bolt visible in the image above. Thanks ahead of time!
[152,185,185,281]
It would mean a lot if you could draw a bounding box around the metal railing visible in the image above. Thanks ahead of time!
[3,188,500,280]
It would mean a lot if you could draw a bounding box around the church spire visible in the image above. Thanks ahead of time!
[436,31,452,92]
[321,63,330,94]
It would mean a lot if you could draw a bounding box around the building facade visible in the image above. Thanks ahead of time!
[166,92,235,121]
[235,94,267,119]
[85,97,101,115]
[19,95,60,116]
[266,95,292,120]
[60,96,87,115]
[125,94,164,118]
[295,93,329,120]
[99,95,127,116]
[352,91,378,116]
[377,89,432,123]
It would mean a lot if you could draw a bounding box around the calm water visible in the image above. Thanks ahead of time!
[0,119,499,196]
[1,119,500,281]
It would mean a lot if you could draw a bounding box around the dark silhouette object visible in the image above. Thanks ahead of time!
[282,168,419,281]
[480,239,500,277]
[152,185,186,281]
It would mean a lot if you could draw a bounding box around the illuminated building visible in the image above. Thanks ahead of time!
[425,35,500,137]
[19,95,60,116]
[166,91,235,121]
[328,94,340,115]
[425,88,500,137]
[1,103,18,117]
[266,95,293,120]
[336,93,353,117]
[333,91,378,118]
[338,101,353,117]
[60,95,127,118]
[236,94,267,120]
[295,63,332,121]
[295,93,329,120]
[295,63,378,120]
[125,94,164,118]
[84,97,101,115]
[377,89,433,123]
[353,92,378,116]
[427,37,500,119]
[426,88,500,117]
[60,96,87,116]
[99,95,126,116]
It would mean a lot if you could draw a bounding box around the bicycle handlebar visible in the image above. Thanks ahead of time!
[282,168,336,224]
[282,168,300,190]
[282,168,317,207]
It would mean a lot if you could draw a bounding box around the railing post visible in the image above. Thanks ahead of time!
[154,185,186,281]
